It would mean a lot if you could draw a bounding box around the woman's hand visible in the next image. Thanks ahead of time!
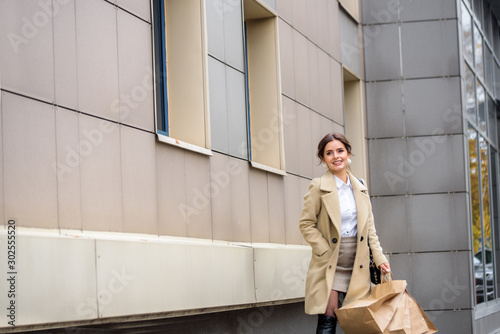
[379,262,391,274]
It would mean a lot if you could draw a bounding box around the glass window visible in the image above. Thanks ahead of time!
[489,97,497,142]
[466,65,477,123]
[474,24,484,79]
[473,0,482,27]
[153,0,211,150]
[483,1,492,44]
[469,126,483,304]
[462,3,473,65]
[493,16,500,58]
[243,0,285,173]
[479,136,494,302]
[485,46,494,91]
[496,62,500,99]
[494,149,500,299]
[478,81,486,133]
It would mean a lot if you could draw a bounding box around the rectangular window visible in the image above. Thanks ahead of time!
[465,64,476,124]
[243,0,285,174]
[474,24,484,80]
[153,0,211,153]
[343,68,367,179]
[462,3,473,65]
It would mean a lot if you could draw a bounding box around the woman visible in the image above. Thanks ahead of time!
[299,133,390,333]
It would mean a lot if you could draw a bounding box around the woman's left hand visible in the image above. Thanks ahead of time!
[379,262,391,274]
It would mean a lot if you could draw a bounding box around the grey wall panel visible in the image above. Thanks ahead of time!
[411,252,472,311]
[368,138,407,196]
[426,310,472,334]
[406,134,466,194]
[206,0,226,61]
[223,0,245,72]
[226,67,248,159]
[387,253,413,292]
[409,193,469,252]
[401,20,460,79]
[361,0,400,25]
[371,196,410,253]
[208,57,229,153]
[404,77,463,137]
[366,81,404,138]
[399,0,457,22]
[364,23,401,81]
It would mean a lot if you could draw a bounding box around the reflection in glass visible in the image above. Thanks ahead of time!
[474,24,484,79]
[466,65,476,123]
[479,136,493,302]
[477,81,486,133]
[469,126,482,304]
[485,46,494,91]
[491,149,500,299]
[473,0,482,27]
[462,3,473,64]
[488,98,497,142]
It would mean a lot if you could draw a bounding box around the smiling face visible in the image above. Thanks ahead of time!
[322,139,350,178]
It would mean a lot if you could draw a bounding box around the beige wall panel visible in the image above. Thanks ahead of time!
[0,235,97,326]
[318,50,334,119]
[53,0,78,110]
[117,0,151,22]
[117,10,155,132]
[3,93,58,228]
[166,0,208,148]
[156,144,188,237]
[307,42,320,113]
[229,157,252,243]
[278,19,296,99]
[298,176,311,245]
[95,239,255,317]
[292,30,310,107]
[254,247,310,302]
[0,0,54,103]
[330,58,344,125]
[210,153,232,241]
[282,96,299,174]
[284,174,303,245]
[310,112,326,178]
[327,0,341,61]
[268,174,286,244]
[306,0,318,45]
[121,127,158,234]
[184,151,212,239]
[249,168,270,243]
[296,104,313,179]
[291,0,307,35]
[79,115,123,232]
[315,0,330,53]
[55,107,82,230]
[76,0,119,122]
[276,0,292,23]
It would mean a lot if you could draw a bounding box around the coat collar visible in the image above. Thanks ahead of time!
[320,170,369,235]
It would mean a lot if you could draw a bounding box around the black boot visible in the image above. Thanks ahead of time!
[316,314,337,334]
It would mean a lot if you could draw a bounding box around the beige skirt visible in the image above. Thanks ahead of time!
[332,236,357,293]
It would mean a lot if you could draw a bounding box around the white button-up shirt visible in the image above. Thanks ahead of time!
[335,175,358,237]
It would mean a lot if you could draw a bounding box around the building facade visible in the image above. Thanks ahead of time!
[0,0,500,333]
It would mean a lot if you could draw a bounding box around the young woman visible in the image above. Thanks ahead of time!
[299,133,390,333]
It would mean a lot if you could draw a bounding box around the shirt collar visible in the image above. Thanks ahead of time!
[334,174,351,189]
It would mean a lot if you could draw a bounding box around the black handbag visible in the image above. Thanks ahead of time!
[368,238,381,285]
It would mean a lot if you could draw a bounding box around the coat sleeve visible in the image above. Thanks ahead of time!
[299,178,331,256]
[367,200,389,267]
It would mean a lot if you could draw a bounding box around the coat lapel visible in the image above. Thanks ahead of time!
[349,172,369,234]
[319,171,341,235]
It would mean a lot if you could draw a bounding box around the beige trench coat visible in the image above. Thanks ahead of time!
[299,170,388,315]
